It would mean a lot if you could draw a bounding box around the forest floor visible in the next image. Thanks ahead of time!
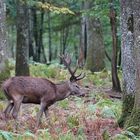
[0,64,134,139]
[0,84,123,140]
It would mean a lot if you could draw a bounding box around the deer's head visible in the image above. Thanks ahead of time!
[60,54,85,97]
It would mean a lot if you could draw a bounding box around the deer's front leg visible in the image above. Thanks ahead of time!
[12,96,23,119]
[4,101,14,118]
[36,102,47,127]
[44,107,48,118]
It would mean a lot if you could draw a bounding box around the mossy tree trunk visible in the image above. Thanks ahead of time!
[118,0,136,127]
[0,0,10,85]
[15,0,29,76]
[125,0,140,133]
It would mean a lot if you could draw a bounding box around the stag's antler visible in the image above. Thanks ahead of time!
[60,53,85,82]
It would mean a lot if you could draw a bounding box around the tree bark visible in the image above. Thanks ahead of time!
[79,17,87,67]
[125,1,140,132]
[85,1,105,72]
[39,2,47,63]
[15,0,29,76]
[78,1,87,67]
[118,0,136,127]
[48,11,52,62]
[29,7,34,59]
[86,17,105,72]
[0,0,10,85]
[32,8,39,62]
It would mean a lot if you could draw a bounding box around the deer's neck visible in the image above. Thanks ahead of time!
[55,81,71,101]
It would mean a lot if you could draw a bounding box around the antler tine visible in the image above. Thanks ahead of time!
[72,60,78,75]
[65,53,72,66]
[59,53,74,76]
[76,73,86,81]
[60,53,85,81]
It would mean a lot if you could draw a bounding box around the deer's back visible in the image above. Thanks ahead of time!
[2,76,57,103]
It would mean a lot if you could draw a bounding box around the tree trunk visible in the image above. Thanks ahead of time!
[48,11,52,62]
[85,1,105,72]
[125,1,140,133]
[79,15,87,68]
[86,17,105,72]
[15,0,29,76]
[29,7,34,59]
[0,0,10,84]
[109,0,121,92]
[60,25,69,58]
[39,2,47,63]
[118,0,135,127]
[32,8,39,62]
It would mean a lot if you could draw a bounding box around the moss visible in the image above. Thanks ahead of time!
[0,60,10,100]
[125,108,140,135]
[0,60,10,83]
[0,89,6,100]
[118,94,134,127]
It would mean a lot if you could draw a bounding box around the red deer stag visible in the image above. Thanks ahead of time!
[2,54,85,126]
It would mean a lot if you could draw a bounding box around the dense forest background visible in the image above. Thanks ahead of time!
[5,0,120,71]
[0,0,140,139]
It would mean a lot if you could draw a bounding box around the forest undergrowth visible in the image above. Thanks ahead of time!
[0,63,139,140]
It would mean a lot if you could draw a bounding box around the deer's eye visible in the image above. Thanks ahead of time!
[76,85,79,88]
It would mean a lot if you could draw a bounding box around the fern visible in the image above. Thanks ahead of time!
[0,130,13,140]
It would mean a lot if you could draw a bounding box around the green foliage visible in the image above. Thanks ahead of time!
[30,63,61,79]
[87,98,122,120]
[58,99,69,109]
[67,115,79,128]
[6,0,17,24]
[36,2,75,15]
[0,101,4,111]
[0,130,13,140]
[126,126,140,136]
[0,90,6,100]
[58,131,75,140]
[0,60,10,84]
[101,106,116,118]
[87,70,111,86]
[112,134,130,140]
[58,130,86,140]
[74,96,85,108]
[112,129,140,140]
[36,129,51,140]
[0,60,10,100]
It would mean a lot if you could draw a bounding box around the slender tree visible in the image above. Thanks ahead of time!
[109,0,121,92]
[39,0,47,63]
[78,1,87,68]
[0,0,10,84]
[15,0,29,76]
[29,7,35,59]
[48,11,52,62]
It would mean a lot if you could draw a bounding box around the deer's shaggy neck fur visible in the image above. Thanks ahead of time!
[55,81,71,101]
